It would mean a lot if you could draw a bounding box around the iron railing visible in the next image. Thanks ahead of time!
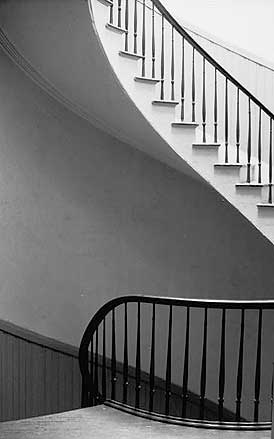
[79,295,274,429]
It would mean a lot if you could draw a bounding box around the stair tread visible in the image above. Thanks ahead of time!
[97,0,113,5]
[193,143,220,148]
[172,122,199,127]
[215,163,243,167]
[236,183,264,187]
[106,23,127,33]
[152,100,179,106]
[135,76,160,84]
[119,51,144,59]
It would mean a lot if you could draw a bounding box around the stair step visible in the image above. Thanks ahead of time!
[257,203,274,208]
[214,163,243,169]
[152,100,179,107]
[106,23,127,34]
[119,51,144,60]
[171,122,199,128]
[97,0,113,6]
[236,183,264,188]
[134,76,160,84]
[192,143,220,150]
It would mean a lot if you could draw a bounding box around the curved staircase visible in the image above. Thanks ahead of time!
[90,0,274,245]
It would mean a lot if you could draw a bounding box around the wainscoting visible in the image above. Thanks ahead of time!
[0,319,237,423]
[0,320,81,422]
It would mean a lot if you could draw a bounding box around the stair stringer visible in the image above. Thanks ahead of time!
[89,0,274,245]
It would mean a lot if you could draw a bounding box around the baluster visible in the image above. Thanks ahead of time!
[258,109,262,183]
[165,305,173,416]
[118,0,121,27]
[171,26,175,101]
[94,328,99,404]
[218,309,226,421]
[200,308,208,419]
[123,303,129,404]
[236,88,240,163]
[181,37,185,121]
[271,364,274,421]
[254,308,262,422]
[160,15,165,100]
[268,118,273,203]
[141,0,146,77]
[192,48,196,122]
[247,98,252,183]
[134,0,138,54]
[182,306,190,417]
[214,68,218,143]
[110,0,114,24]
[89,337,94,406]
[149,303,156,412]
[124,0,129,51]
[151,2,155,78]
[202,57,206,142]
[236,309,245,421]
[135,302,141,408]
[111,308,117,400]
[225,78,229,163]
[102,318,106,400]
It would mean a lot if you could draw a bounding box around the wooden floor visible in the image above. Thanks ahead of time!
[0,404,271,439]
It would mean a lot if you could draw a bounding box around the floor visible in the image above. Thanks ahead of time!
[0,404,271,439]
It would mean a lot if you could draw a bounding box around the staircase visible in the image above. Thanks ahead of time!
[90,0,274,245]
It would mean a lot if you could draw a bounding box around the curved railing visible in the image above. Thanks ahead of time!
[105,0,274,203]
[79,295,274,429]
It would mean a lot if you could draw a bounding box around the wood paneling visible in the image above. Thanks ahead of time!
[0,321,81,422]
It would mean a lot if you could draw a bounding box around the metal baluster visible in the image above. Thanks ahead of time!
[171,26,175,101]
[192,48,196,122]
[165,305,173,416]
[258,109,262,183]
[118,0,121,27]
[123,303,129,404]
[149,303,156,412]
[182,307,190,417]
[110,0,114,24]
[141,0,146,77]
[102,318,106,400]
[124,0,129,51]
[225,78,229,163]
[151,2,155,78]
[94,328,99,404]
[247,98,252,183]
[202,57,206,142]
[218,309,226,421]
[236,309,245,421]
[236,88,240,163]
[160,15,165,100]
[135,302,141,408]
[181,37,185,121]
[134,0,138,54]
[200,308,208,419]
[214,68,218,143]
[111,308,117,400]
[268,118,273,203]
[254,308,262,422]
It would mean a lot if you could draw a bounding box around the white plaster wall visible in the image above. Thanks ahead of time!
[1,43,274,419]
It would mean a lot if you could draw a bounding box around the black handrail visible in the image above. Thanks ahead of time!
[79,294,274,428]
[151,0,274,120]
